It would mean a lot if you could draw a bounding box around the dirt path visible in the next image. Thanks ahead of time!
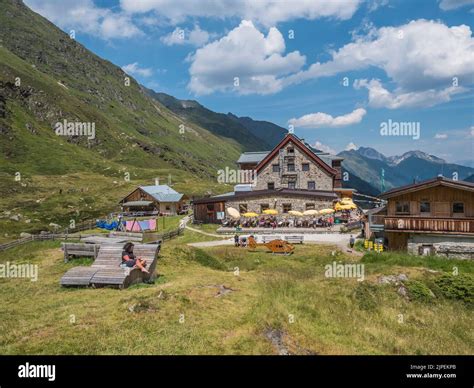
[185,225,229,238]
[187,232,363,255]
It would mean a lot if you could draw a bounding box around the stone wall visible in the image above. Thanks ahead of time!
[407,234,474,259]
[254,140,333,191]
[226,194,334,214]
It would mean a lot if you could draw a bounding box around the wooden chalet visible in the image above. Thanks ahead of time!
[377,176,474,257]
[120,184,187,216]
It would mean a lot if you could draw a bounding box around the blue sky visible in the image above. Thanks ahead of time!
[25,0,474,163]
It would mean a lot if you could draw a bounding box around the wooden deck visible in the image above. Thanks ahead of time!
[61,243,160,289]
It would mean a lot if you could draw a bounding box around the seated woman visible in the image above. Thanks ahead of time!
[121,242,149,273]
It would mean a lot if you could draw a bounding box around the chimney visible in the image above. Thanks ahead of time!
[155,178,160,186]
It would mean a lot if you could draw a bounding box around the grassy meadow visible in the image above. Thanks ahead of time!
[0,230,472,355]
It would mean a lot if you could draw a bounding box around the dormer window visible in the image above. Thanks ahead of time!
[287,147,294,154]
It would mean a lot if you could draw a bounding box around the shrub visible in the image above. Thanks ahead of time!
[404,280,435,303]
[434,274,474,306]
[354,282,378,311]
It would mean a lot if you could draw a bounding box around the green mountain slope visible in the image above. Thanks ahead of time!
[227,113,287,148]
[0,0,241,237]
[145,89,271,151]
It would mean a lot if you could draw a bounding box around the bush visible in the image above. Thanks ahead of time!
[434,274,474,306]
[353,282,378,311]
[354,239,365,252]
[404,280,435,303]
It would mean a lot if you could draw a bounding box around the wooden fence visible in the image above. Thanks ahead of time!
[145,226,184,243]
[0,222,185,252]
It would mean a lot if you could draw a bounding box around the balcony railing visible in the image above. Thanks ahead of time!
[384,216,474,234]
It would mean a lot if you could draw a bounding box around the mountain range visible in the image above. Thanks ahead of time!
[338,148,474,195]
[150,92,473,196]
[147,90,287,151]
[0,0,472,234]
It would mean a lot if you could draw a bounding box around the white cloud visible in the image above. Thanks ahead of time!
[353,79,466,109]
[285,19,474,106]
[439,0,474,10]
[25,0,142,39]
[470,126,474,137]
[288,108,366,129]
[122,62,153,77]
[313,141,336,154]
[188,20,305,95]
[345,142,358,151]
[161,25,211,47]
[434,133,449,139]
[120,0,362,26]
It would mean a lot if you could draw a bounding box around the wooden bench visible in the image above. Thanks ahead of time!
[284,235,304,244]
[61,243,160,289]
[108,231,143,242]
[62,242,99,263]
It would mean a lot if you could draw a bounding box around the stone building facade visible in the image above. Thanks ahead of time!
[193,133,352,223]
[225,190,336,215]
[254,140,334,191]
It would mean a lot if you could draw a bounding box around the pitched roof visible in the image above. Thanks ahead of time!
[140,185,183,202]
[380,176,474,199]
[237,151,269,164]
[236,135,344,170]
[255,134,337,176]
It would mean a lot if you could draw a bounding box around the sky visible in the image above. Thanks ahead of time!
[24,0,474,163]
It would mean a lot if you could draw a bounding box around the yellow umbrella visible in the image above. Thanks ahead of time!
[242,212,259,217]
[338,204,355,210]
[340,200,355,206]
[288,210,304,216]
[319,208,335,215]
[303,209,319,216]
[263,209,278,215]
[226,207,240,219]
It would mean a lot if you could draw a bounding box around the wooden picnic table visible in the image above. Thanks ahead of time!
[81,236,128,245]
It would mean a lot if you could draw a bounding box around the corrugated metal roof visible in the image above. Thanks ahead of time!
[140,185,183,202]
[237,151,269,164]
